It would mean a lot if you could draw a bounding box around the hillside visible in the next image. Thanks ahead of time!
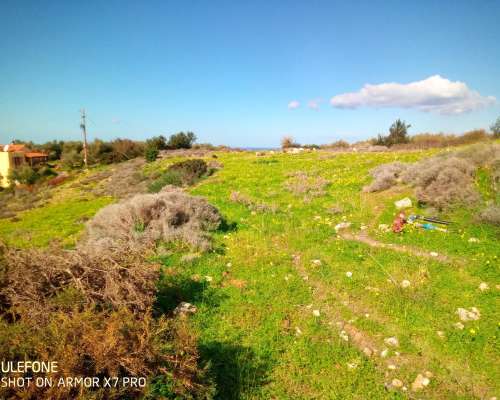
[0,145,498,399]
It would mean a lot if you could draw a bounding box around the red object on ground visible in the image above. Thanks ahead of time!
[392,212,406,233]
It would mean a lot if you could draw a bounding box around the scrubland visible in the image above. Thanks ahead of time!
[0,142,498,399]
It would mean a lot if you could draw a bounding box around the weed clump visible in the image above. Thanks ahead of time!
[83,187,221,253]
[285,171,329,202]
[364,143,500,210]
[401,157,479,209]
[363,162,408,192]
[149,159,209,192]
[479,205,500,226]
[229,191,278,213]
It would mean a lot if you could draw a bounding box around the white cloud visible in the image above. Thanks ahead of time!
[111,118,121,124]
[308,98,322,110]
[330,75,496,115]
[288,100,300,109]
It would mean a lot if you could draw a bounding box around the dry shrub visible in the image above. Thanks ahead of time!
[83,187,221,253]
[479,205,500,226]
[364,143,500,210]
[0,306,212,399]
[402,157,479,209]
[229,191,278,213]
[285,171,329,201]
[1,245,159,318]
[363,162,408,192]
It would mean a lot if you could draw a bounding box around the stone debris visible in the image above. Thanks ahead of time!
[400,279,411,288]
[312,309,321,317]
[391,378,403,388]
[456,307,481,322]
[378,224,391,232]
[453,322,465,330]
[411,373,430,392]
[347,361,358,370]
[388,364,396,370]
[394,197,412,210]
[226,262,232,267]
[346,271,353,278]
[334,222,351,232]
[339,330,349,342]
[311,259,322,266]
[479,282,489,292]
[380,348,389,358]
[429,251,439,257]
[204,275,213,282]
[360,224,368,230]
[363,347,373,357]
[384,337,399,347]
[174,302,197,315]
[468,237,480,243]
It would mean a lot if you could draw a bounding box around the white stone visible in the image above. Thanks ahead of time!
[312,309,321,317]
[394,197,412,209]
[430,251,439,257]
[384,337,399,347]
[391,378,403,388]
[456,307,480,322]
[453,322,465,330]
[479,282,489,292]
[334,222,351,232]
[400,279,411,288]
[346,271,353,278]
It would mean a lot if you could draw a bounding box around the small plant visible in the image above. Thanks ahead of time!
[145,145,159,163]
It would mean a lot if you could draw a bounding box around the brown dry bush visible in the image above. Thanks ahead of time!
[82,186,221,254]
[479,205,500,226]
[403,157,479,209]
[0,306,213,399]
[285,171,329,201]
[1,245,159,319]
[363,143,500,211]
[229,191,278,213]
[363,162,409,192]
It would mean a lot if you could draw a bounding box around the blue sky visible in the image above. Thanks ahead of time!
[1,0,499,147]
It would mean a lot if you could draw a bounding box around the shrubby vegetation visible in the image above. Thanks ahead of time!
[364,142,500,214]
[149,159,210,192]
[0,186,222,399]
[375,119,411,147]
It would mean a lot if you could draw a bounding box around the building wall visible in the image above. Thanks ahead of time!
[0,152,10,187]
[0,151,26,187]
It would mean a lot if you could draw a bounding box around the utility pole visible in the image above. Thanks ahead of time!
[80,109,89,169]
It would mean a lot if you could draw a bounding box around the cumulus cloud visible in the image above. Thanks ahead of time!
[288,100,300,109]
[330,75,496,115]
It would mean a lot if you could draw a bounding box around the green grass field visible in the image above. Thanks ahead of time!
[2,149,498,399]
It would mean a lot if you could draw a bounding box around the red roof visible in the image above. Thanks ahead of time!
[3,144,28,152]
[25,152,48,158]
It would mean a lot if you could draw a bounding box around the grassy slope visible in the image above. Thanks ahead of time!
[1,149,498,399]
[182,150,498,399]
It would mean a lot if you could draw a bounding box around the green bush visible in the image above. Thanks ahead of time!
[149,159,209,192]
[9,166,40,185]
[167,132,196,149]
[145,145,159,163]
